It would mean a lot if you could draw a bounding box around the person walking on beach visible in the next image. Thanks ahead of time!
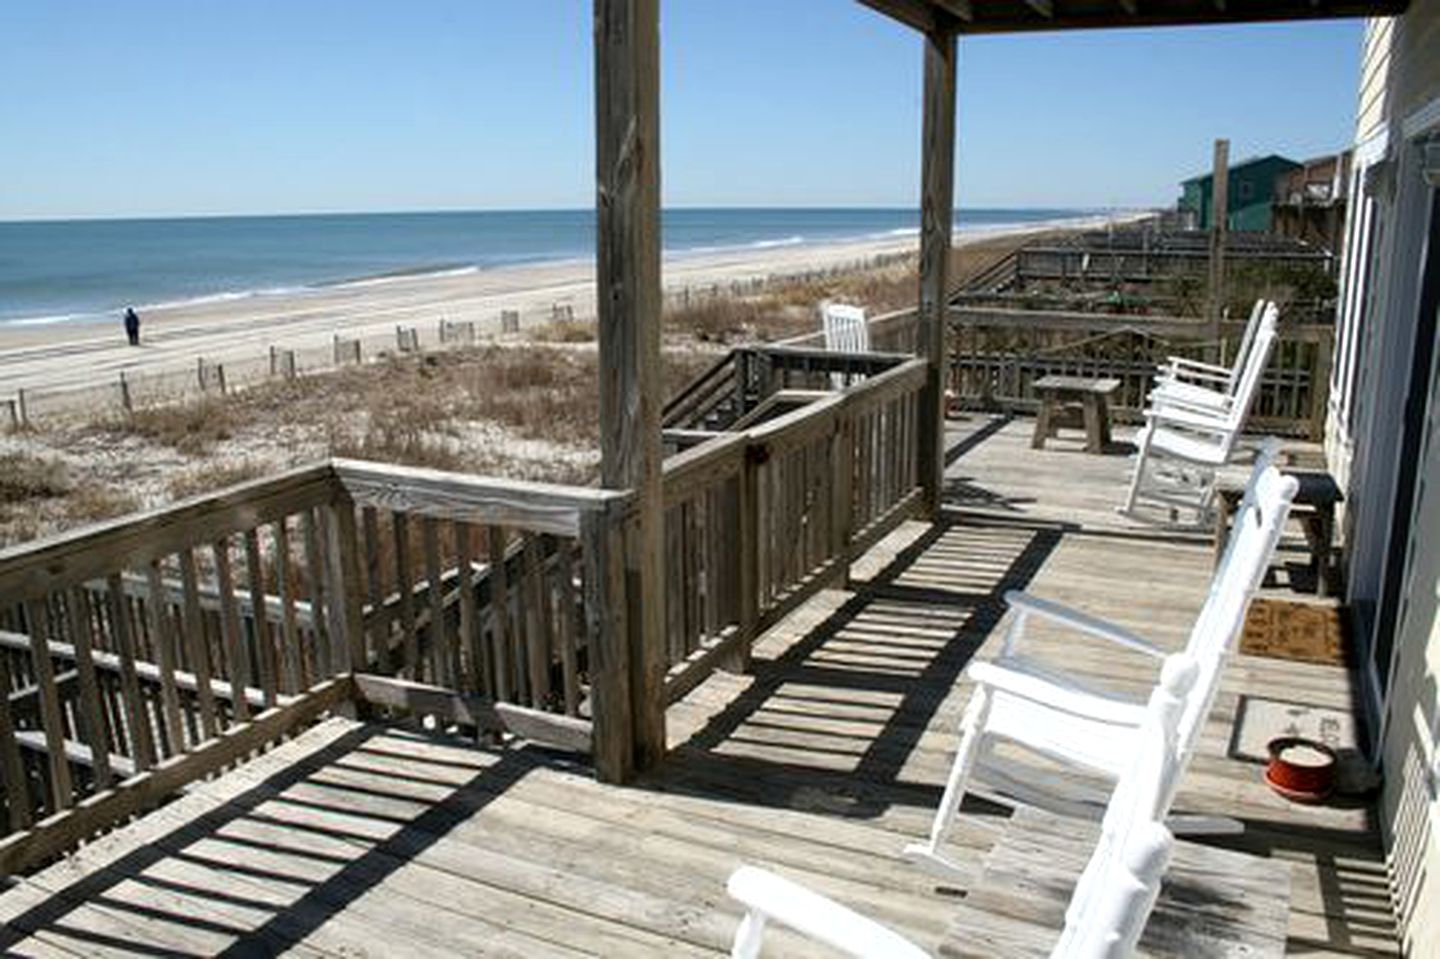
[123,307,140,346]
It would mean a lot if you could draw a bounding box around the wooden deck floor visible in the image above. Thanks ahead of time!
[0,416,1398,956]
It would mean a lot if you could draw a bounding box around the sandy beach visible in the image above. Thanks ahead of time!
[0,217,1130,402]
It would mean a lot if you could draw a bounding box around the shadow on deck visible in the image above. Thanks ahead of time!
[0,415,1399,957]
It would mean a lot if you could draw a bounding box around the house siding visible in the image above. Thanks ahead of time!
[1333,0,1440,952]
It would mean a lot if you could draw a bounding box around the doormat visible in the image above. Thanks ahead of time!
[1239,599,1348,666]
[1229,695,1358,765]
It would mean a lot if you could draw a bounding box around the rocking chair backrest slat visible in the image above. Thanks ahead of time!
[1224,299,1270,394]
[1222,304,1279,432]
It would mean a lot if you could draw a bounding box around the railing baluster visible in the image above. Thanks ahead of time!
[301,509,331,679]
[177,549,219,738]
[64,587,113,789]
[556,544,581,716]
[244,529,278,709]
[273,518,302,694]
[422,516,447,687]
[212,538,251,723]
[0,648,32,830]
[392,511,418,680]
[105,574,156,769]
[522,536,552,709]
[487,525,513,703]
[24,599,73,812]
[455,522,486,697]
[144,560,185,755]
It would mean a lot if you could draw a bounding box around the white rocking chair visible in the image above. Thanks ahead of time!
[1121,305,1279,526]
[1150,299,1271,415]
[821,302,870,388]
[905,450,1296,881]
[727,656,1196,959]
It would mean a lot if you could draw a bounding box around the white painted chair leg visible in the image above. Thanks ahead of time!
[903,690,990,882]
[730,910,767,959]
[1121,423,1153,515]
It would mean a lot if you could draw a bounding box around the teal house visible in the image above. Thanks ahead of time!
[1179,154,1301,231]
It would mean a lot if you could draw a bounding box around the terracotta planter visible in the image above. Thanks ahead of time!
[1265,736,1337,803]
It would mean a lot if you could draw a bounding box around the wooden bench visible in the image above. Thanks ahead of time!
[1216,469,1342,597]
[1030,375,1120,454]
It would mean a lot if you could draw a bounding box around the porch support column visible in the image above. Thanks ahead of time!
[918,23,958,518]
[595,0,665,778]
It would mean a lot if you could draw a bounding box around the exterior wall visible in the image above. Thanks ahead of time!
[1330,0,1440,952]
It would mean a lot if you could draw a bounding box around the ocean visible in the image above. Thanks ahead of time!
[0,207,1104,326]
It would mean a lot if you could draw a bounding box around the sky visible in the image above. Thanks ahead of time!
[0,1,1364,219]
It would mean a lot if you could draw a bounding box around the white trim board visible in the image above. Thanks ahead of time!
[1403,96,1440,140]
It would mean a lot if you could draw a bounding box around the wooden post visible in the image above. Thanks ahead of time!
[918,23,958,519]
[582,511,632,781]
[17,388,29,428]
[1207,138,1230,343]
[728,448,759,674]
[118,372,133,415]
[215,364,227,395]
[595,0,663,779]
[324,495,367,676]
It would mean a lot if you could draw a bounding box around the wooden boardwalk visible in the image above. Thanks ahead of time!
[0,416,1397,956]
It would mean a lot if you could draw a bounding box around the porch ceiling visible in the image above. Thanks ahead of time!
[859,0,1409,34]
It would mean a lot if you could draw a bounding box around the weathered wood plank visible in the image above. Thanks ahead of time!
[333,459,626,538]
[351,674,591,753]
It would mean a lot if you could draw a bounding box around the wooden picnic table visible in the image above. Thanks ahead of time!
[1030,375,1121,454]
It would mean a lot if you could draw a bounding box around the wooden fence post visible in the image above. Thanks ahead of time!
[501,309,520,334]
[17,388,28,428]
[1206,138,1230,354]
[118,372,133,415]
[216,364,227,395]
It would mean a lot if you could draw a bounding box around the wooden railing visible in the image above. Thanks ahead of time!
[0,339,930,875]
[0,461,626,874]
[658,352,928,702]
[947,306,1334,439]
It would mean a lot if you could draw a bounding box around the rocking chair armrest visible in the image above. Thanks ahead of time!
[727,867,929,959]
[1148,391,1232,418]
[1142,404,1234,434]
[1164,356,1233,379]
[967,660,1152,726]
[1004,590,1166,659]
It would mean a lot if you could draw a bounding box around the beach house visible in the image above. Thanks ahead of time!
[0,0,1436,954]
[1179,155,1304,232]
